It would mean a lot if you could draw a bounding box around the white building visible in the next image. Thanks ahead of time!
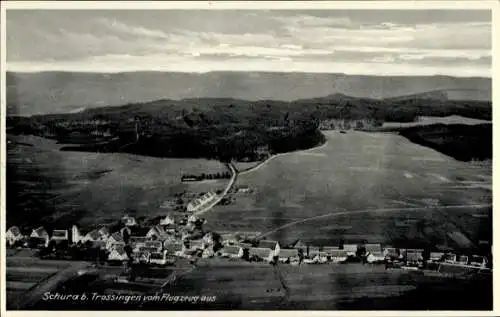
[108,246,129,262]
[343,244,358,256]
[248,247,274,262]
[6,226,24,246]
[146,225,167,240]
[186,192,217,212]
[328,250,349,263]
[276,249,299,263]
[71,225,82,244]
[51,230,69,241]
[470,255,488,268]
[149,251,169,265]
[160,215,175,226]
[106,233,126,251]
[122,215,137,227]
[187,214,199,224]
[366,252,385,263]
[219,246,244,258]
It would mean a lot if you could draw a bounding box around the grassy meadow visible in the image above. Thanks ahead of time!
[204,130,492,246]
[6,135,228,228]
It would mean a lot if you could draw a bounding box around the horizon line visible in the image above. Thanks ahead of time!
[6,69,492,79]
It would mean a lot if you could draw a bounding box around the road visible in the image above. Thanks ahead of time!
[193,162,238,217]
[239,140,329,176]
[255,204,491,240]
[11,261,91,310]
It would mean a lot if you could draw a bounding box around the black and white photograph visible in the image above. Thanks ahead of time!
[1,1,495,312]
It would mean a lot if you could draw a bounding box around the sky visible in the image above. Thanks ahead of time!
[6,9,492,77]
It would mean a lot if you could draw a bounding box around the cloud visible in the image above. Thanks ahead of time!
[97,18,170,40]
[273,14,352,27]
[5,11,492,77]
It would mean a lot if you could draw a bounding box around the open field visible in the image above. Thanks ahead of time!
[7,134,228,228]
[278,263,491,310]
[204,130,491,246]
[5,254,80,309]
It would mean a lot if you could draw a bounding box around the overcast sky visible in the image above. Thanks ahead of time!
[6,10,492,77]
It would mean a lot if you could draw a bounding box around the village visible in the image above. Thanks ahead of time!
[6,203,492,282]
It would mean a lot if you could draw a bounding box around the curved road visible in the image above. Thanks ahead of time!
[255,204,491,240]
[239,140,329,176]
[193,162,238,217]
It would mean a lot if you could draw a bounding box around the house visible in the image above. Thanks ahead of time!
[366,251,385,263]
[187,214,199,223]
[343,244,358,256]
[164,242,185,256]
[98,227,110,238]
[122,215,137,227]
[470,255,488,268]
[365,244,382,254]
[162,224,177,234]
[130,236,147,251]
[120,227,132,238]
[383,247,400,260]
[219,245,244,258]
[403,249,423,262]
[238,242,253,249]
[162,235,179,245]
[186,192,217,212]
[221,233,240,245]
[106,232,125,251]
[149,251,169,265]
[71,225,82,244]
[307,247,323,259]
[144,241,163,253]
[108,246,129,262]
[160,215,175,226]
[443,253,457,263]
[6,226,24,246]
[31,226,49,239]
[83,229,102,242]
[248,247,273,262]
[312,251,329,263]
[29,227,50,248]
[429,252,445,262]
[237,186,251,193]
[130,227,150,238]
[202,232,218,246]
[457,255,469,265]
[146,225,168,241]
[276,249,299,263]
[329,250,349,263]
[406,251,424,266]
[116,272,130,283]
[258,240,279,251]
[291,239,308,251]
[202,247,216,258]
[51,229,69,242]
[188,239,205,251]
[322,246,340,254]
[132,251,150,264]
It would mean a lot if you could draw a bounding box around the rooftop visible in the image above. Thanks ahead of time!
[258,240,278,249]
[249,247,272,258]
[221,245,241,255]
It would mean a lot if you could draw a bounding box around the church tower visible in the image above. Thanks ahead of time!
[71,225,81,244]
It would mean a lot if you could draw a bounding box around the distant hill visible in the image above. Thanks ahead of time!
[384,89,491,102]
[7,71,491,116]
